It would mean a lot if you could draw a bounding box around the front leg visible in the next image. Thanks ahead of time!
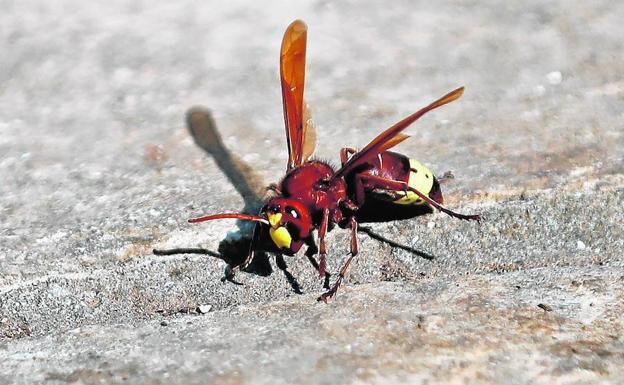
[304,236,331,289]
[318,216,359,302]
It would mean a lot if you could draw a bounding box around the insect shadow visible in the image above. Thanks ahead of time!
[154,107,305,292]
[153,107,434,294]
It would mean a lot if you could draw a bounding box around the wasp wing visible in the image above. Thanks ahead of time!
[280,20,310,170]
[301,102,317,162]
[332,87,464,180]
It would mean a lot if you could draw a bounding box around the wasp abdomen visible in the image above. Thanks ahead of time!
[362,151,442,205]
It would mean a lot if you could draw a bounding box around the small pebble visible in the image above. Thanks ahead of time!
[160,320,169,326]
[427,221,436,229]
[577,240,586,250]
[547,71,562,85]
[197,305,212,314]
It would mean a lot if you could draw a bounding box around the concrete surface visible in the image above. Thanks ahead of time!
[1,0,623,384]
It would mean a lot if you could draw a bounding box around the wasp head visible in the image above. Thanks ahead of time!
[263,198,312,255]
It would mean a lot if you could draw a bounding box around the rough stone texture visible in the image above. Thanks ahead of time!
[1,0,623,384]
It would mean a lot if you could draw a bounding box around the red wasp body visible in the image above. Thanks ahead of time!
[190,20,480,301]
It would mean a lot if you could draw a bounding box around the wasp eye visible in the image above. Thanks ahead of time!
[285,206,299,218]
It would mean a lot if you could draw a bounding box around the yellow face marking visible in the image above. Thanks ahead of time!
[268,213,282,228]
[267,212,291,249]
[269,226,292,249]
[394,159,434,205]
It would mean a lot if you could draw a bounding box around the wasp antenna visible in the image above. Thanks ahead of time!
[188,213,269,225]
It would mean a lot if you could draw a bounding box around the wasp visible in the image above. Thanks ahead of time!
[189,20,480,302]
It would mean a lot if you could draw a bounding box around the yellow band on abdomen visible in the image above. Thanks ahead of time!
[394,159,434,205]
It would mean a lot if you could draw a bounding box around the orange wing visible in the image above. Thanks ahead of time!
[280,20,310,170]
[333,87,464,180]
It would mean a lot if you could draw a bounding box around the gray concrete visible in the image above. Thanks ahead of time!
[1,0,623,384]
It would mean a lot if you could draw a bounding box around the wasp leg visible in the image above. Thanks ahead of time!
[352,174,368,206]
[304,237,331,289]
[359,174,480,221]
[318,217,358,302]
[317,208,330,278]
[340,147,357,165]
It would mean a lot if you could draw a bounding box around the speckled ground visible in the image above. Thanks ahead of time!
[1,1,623,384]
